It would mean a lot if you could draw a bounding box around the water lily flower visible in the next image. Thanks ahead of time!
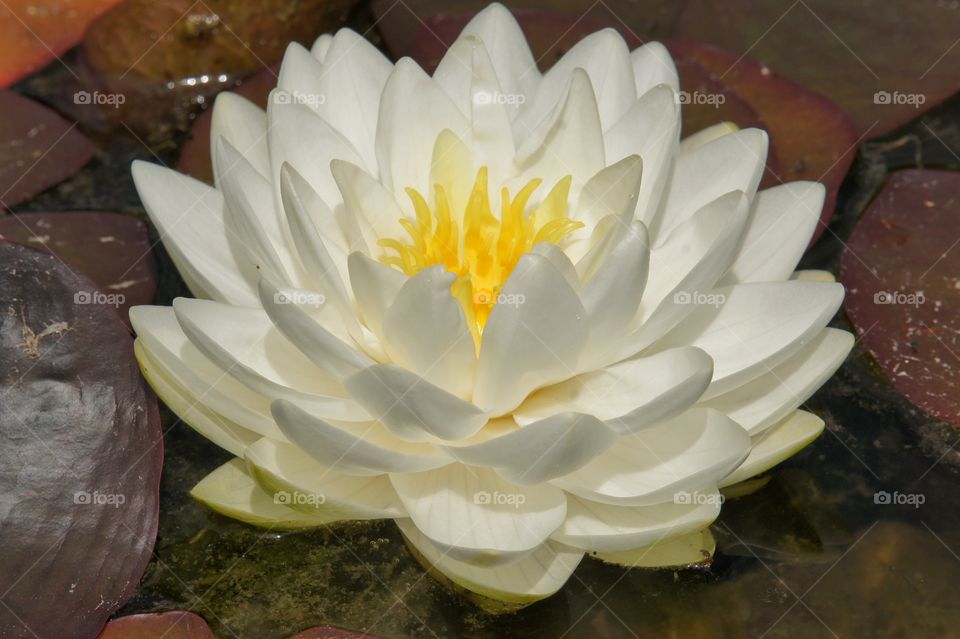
[129,3,853,608]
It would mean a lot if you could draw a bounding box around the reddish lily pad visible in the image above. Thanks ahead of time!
[840,169,960,428]
[0,211,158,327]
[177,64,279,184]
[0,239,162,638]
[0,0,122,87]
[0,90,96,209]
[668,41,858,241]
[97,612,215,638]
[674,0,960,136]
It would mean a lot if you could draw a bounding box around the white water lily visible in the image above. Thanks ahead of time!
[130,3,853,608]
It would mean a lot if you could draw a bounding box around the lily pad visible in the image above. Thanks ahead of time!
[0,0,122,87]
[288,627,383,639]
[0,239,162,638]
[0,90,96,208]
[96,611,215,638]
[176,64,279,184]
[840,169,960,428]
[0,211,158,327]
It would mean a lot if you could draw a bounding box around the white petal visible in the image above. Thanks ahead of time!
[330,159,408,253]
[375,58,469,197]
[551,408,750,506]
[314,29,394,173]
[348,251,407,338]
[268,91,364,210]
[135,341,260,456]
[474,253,589,415]
[719,181,826,285]
[130,306,282,440]
[131,161,258,306]
[398,519,582,606]
[702,328,853,434]
[277,42,325,114]
[191,458,337,528]
[575,154,643,229]
[209,92,270,184]
[552,492,720,552]
[630,42,679,95]
[311,33,332,61]
[720,411,825,486]
[343,364,487,442]
[216,138,303,287]
[654,128,768,241]
[258,278,373,380]
[442,413,617,484]
[243,437,408,518]
[390,464,567,564]
[514,69,605,196]
[459,3,540,116]
[381,266,476,399]
[603,85,680,226]
[271,400,452,475]
[678,121,738,154]
[514,29,633,138]
[531,242,579,291]
[595,528,715,567]
[515,347,713,435]
[172,297,366,420]
[655,281,845,398]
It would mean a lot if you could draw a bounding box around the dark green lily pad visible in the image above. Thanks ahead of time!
[0,211,158,327]
[840,169,960,428]
[0,90,96,208]
[0,239,162,639]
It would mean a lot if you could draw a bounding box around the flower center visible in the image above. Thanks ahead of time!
[379,167,583,347]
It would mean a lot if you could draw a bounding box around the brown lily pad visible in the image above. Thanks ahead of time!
[668,41,858,241]
[840,169,960,428]
[0,0,122,87]
[0,211,158,328]
[0,239,163,639]
[0,90,96,209]
[97,611,215,638]
[288,627,382,639]
[83,0,356,83]
[674,0,960,136]
[176,63,278,184]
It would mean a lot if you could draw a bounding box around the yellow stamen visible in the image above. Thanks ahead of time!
[379,167,583,348]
